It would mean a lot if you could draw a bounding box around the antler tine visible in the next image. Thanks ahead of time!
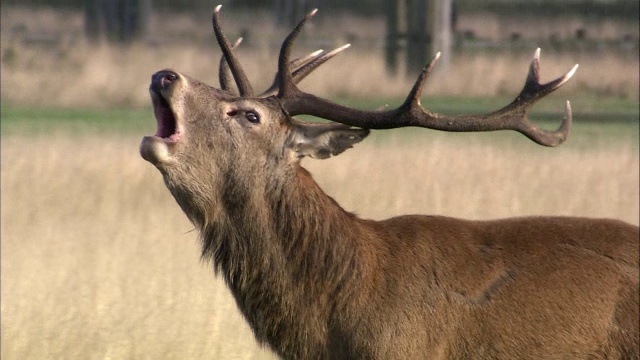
[279,43,578,146]
[219,37,243,94]
[517,48,579,104]
[491,48,578,145]
[405,52,441,107]
[260,44,350,97]
[290,49,325,71]
[290,44,351,87]
[260,49,324,97]
[212,5,254,97]
[277,8,318,98]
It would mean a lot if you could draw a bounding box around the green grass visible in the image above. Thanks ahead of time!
[2,95,637,134]
[0,105,153,135]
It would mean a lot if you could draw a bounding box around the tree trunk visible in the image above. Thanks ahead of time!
[84,0,151,43]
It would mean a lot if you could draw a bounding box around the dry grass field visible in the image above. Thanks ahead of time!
[1,4,639,360]
[2,121,638,359]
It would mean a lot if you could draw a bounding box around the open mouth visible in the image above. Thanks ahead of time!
[151,90,181,142]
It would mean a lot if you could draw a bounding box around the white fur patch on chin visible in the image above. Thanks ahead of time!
[140,136,173,165]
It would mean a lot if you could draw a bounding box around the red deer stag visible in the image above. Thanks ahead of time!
[140,6,639,359]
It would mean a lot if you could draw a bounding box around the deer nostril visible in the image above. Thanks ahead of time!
[162,72,177,86]
[152,70,179,91]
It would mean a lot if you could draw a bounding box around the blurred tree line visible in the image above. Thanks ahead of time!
[2,0,637,44]
[4,0,637,16]
[83,0,151,42]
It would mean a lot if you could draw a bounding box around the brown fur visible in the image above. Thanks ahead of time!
[141,71,639,359]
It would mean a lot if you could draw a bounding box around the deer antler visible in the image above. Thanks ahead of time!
[212,5,254,97]
[259,44,351,97]
[218,37,243,94]
[214,6,350,99]
[275,10,579,147]
[219,43,350,97]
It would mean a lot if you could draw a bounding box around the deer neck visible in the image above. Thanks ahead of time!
[191,163,367,351]
[199,164,364,288]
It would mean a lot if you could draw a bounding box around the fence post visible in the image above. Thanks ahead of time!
[385,0,401,75]
[430,0,452,75]
[385,0,452,76]
[405,0,428,75]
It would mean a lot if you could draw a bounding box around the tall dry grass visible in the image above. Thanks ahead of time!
[1,6,639,108]
[2,127,638,359]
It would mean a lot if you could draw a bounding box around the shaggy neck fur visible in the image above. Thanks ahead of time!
[191,164,370,358]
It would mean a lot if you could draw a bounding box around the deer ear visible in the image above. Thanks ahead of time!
[289,120,370,159]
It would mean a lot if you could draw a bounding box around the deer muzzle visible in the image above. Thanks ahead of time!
[140,69,184,166]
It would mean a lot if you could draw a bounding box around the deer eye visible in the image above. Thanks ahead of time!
[245,111,260,124]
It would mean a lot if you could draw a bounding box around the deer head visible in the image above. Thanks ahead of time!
[140,11,371,228]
